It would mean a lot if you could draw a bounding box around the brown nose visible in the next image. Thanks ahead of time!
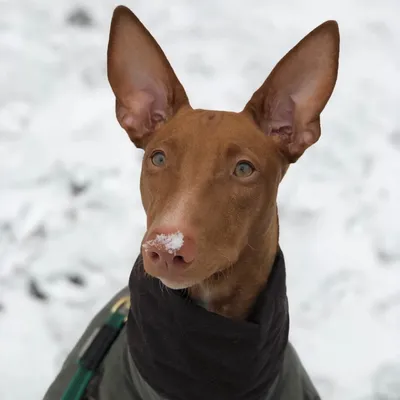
[142,228,196,270]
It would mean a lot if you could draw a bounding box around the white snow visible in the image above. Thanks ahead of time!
[142,232,184,254]
[0,0,400,399]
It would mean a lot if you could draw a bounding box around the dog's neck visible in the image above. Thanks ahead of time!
[189,208,279,320]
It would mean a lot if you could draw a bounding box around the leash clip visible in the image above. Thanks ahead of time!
[110,295,131,322]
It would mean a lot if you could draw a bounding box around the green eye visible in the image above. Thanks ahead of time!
[151,151,166,166]
[234,161,254,177]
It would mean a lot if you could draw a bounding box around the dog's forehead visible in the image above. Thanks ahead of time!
[166,108,270,150]
[183,109,250,133]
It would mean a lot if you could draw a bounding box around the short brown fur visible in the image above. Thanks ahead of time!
[107,5,340,319]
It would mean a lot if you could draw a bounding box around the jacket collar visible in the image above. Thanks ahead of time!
[127,248,289,400]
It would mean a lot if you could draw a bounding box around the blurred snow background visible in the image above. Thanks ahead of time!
[0,0,400,399]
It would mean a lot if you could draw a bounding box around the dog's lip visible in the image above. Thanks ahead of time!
[142,257,189,280]
[158,277,194,290]
[141,256,208,290]
[149,269,196,290]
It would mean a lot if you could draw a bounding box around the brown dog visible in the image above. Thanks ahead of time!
[44,6,339,400]
[107,7,339,319]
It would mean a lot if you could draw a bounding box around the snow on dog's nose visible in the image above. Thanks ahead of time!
[142,229,196,271]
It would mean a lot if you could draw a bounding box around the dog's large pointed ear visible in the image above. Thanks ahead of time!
[107,6,189,148]
[243,21,340,163]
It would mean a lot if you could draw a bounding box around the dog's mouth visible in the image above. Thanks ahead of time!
[142,260,199,290]
[141,251,236,291]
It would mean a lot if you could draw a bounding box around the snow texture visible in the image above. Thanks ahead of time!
[143,232,184,254]
[0,0,399,399]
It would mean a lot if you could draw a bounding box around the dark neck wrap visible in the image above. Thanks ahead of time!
[127,249,289,400]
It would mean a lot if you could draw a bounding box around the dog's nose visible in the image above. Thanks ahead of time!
[142,228,196,270]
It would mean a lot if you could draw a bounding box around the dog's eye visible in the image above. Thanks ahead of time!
[151,151,166,166]
[234,161,254,177]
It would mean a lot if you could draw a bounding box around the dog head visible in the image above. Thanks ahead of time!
[107,6,339,290]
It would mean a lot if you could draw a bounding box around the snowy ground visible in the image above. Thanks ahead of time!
[1,0,400,399]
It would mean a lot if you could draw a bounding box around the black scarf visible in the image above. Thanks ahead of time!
[127,248,289,400]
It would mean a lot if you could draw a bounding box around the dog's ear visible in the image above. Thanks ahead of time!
[243,21,340,162]
[107,6,189,148]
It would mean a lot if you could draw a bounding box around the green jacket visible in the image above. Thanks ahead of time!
[43,288,320,400]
